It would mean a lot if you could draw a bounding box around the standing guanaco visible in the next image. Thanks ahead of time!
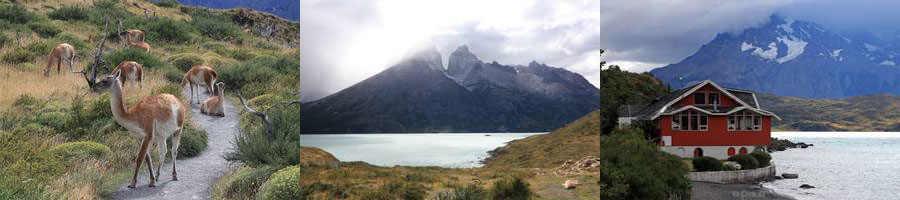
[111,61,144,88]
[44,43,75,77]
[182,65,217,104]
[94,70,187,188]
[200,82,226,117]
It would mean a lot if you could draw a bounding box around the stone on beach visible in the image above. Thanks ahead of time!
[799,184,815,189]
[563,179,579,189]
[782,173,798,179]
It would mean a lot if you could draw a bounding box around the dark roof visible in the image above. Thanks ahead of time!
[633,82,700,119]
[618,105,646,117]
[725,89,759,108]
[632,81,765,120]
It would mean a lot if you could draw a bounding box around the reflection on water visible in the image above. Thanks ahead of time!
[299,133,544,168]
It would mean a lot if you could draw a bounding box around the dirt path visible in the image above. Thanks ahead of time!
[111,89,241,200]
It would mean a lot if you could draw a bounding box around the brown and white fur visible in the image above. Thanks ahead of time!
[111,61,144,88]
[44,43,76,77]
[181,65,217,104]
[120,29,145,43]
[128,41,151,53]
[200,82,225,117]
[94,71,187,188]
[121,30,150,53]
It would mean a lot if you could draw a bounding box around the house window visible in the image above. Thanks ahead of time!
[694,93,707,104]
[739,147,749,155]
[709,93,720,105]
[672,111,708,131]
[728,111,762,131]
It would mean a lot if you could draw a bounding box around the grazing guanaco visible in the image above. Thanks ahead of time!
[111,61,144,88]
[128,41,151,53]
[182,65,217,104]
[44,43,76,77]
[94,70,187,188]
[120,29,145,43]
[200,82,226,117]
[119,29,150,53]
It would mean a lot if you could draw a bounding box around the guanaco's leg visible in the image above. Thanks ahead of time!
[129,136,154,188]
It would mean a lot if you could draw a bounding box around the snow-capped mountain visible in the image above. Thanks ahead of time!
[653,15,900,98]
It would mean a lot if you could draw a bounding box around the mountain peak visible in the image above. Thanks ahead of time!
[447,45,482,80]
[406,45,444,71]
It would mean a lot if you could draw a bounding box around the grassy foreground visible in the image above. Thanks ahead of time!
[0,0,298,199]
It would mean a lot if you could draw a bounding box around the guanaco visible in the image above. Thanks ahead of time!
[182,65,217,104]
[94,70,187,188]
[44,43,75,77]
[200,82,226,117]
[111,61,144,88]
[120,29,150,53]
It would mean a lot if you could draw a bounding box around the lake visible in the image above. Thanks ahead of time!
[298,133,545,168]
[765,132,900,200]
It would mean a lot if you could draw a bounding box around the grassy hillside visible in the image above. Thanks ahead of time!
[0,0,297,199]
[760,93,900,131]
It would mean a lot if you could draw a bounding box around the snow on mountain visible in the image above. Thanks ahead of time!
[652,15,900,98]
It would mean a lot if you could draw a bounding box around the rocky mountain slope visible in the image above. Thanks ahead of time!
[299,46,602,133]
[760,93,900,131]
[177,0,299,21]
[653,15,900,98]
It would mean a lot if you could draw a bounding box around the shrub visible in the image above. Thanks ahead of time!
[0,33,9,49]
[491,177,531,200]
[218,55,298,96]
[257,166,303,200]
[727,154,759,170]
[169,53,205,72]
[103,48,166,70]
[53,33,88,50]
[223,166,277,200]
[750,151,772,167]
[64,95,116,139]
[437,184,488,200]
[153,83,184,98]
[159,67,184,83]
[361,181,427,200]
[191,15,242,40]
[145,18,197,43]
[171,123,208,158]
[0,4,37,24]
[48,141,111,162]
[722,161,741,171]
[28,21,61,38]
[226,103,300,167]
[1,49,36,64]
[692,156,723,172]
[153,0,180,8]
[48,5,89,21]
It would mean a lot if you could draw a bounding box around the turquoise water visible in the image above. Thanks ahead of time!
[764,132,900,200]
[299,133,545,168]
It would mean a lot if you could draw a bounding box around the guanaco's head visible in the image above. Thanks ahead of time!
[93,71,123,92]
[215,82,225,94]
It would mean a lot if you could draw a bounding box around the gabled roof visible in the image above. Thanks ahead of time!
[618,105,646,117]
[634,80,778,120]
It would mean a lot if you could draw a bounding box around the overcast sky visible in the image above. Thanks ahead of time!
[300,0,600,100]
[601,0,900,72]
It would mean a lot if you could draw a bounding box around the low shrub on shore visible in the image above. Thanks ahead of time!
[722,161,741,171]
[436,184,488,200]
[491,177,531,200]
[48,5,89,21]
[727,154,759,169]
[692,156,723,172]
[258,166,303,200]
[750,151,771,167]
[48,141,111,162]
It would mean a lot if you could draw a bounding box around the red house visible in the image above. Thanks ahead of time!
[619,80,779,159]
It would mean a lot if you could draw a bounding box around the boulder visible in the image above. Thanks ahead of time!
[563,179,580,189]
[799,184,815,189]
[782,173,799,179]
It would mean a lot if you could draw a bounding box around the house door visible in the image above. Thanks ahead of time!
[693,148,703,157]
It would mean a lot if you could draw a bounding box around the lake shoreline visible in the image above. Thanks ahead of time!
[693,181,795,200]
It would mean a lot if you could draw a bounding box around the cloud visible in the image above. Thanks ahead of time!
[599,0,788,72]
[300,0,600,100]
[601,0,900,73]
